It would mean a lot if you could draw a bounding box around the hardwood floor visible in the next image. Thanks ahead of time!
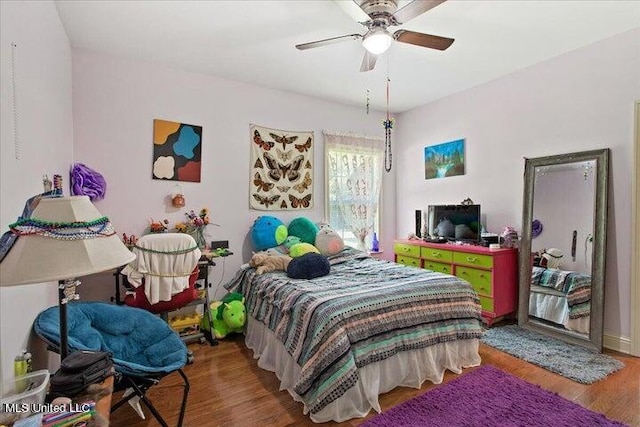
[109,335,639,426]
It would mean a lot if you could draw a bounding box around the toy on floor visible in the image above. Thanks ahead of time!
[204,293,246,339]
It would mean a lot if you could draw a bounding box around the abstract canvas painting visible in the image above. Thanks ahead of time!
[249,124,313,211]
[152,119,202,182]
[424,138,465,180]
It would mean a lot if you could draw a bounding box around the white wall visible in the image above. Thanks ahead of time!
[533,166,596,275]
[395,28,640,340]
[70,51,394,304]
[0,0,74,381]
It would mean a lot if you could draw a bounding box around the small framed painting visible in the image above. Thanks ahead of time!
[424,138,465,180]
[152,119,202,182]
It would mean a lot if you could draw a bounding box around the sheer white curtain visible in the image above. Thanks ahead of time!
[324,131,383,251]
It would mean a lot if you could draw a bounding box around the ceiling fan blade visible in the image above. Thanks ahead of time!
[333,0,371,24]
[392,0,446,25]
[393,30,454,50]
[296,33,362,50]
[360,51,377,72]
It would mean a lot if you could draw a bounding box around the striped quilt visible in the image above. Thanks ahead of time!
[225,248,483,414]
[531,266,591,318]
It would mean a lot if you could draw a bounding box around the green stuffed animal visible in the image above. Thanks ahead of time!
[204,292,246,339]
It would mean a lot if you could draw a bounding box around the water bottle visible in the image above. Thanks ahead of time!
[14,351,27,392]
[371,232,379,252]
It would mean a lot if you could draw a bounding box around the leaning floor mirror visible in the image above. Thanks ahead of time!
[518,148,609,352]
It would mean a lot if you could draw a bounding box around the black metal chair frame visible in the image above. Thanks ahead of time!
[36,318,190,427]
[111,369,190,427]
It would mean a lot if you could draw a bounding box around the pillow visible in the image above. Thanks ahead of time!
[289,242,320,258]
[287,217,319,245]
[251,216,288,251]
[287,253,330,279]
[315,225,344,256]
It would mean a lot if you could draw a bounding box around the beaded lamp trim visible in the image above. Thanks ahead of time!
[132,244,198,255]
[10,216,116,240]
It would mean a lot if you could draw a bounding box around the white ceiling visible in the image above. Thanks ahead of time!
[54,0,640,113]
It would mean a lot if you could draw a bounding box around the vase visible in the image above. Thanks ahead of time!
[190,228,207,249]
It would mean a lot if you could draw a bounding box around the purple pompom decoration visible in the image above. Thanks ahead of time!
[532,219,543,238]
[70,163,107,201]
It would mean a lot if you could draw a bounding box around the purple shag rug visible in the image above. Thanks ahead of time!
[361,365,627,427]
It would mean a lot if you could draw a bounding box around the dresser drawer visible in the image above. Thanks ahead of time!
[456,266,493,296]
[453,251,493,269]
[394,243,420,258]
[420,247,453,262]
[423,260,452,275]
[396,255,421,268]
[479,296,494,313]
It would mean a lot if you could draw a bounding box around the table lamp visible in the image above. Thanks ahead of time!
[0,196,136,360]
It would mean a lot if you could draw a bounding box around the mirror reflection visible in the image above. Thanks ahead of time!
[518,149,609,352]
[528,160,596,336]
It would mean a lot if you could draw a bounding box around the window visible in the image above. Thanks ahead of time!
[324,131,383,251]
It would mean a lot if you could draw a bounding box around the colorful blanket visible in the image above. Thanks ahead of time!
[531,266,591,319]
[225,248,483,414]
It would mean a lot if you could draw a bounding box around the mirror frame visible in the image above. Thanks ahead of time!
[518,148,609,352]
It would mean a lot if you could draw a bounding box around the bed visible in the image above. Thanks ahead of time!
[528,266,591,333]
[225,247,483,423]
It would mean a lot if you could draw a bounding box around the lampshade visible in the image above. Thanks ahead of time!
[0,196,135,286]
[362,28,392,55]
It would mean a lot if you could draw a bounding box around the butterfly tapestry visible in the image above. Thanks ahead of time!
[250,124,313,211]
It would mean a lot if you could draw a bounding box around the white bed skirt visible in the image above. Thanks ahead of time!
[244,317,481,423]
[529,286,590,334]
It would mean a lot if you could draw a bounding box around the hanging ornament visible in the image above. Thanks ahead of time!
[383,77,393,172]
[365,89,370,114]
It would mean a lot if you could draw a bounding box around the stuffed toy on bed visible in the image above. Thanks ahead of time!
[251,216,288,251]
[287,217,319,245]
[205,292,246,339]
[249,251,292,275]
[287,252,331,279]
[288,242,320,258]
[315,224,344,256]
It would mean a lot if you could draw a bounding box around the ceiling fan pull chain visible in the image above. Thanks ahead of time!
[385,124,392,172]
[384,76,393,172]
[366,88,370,114]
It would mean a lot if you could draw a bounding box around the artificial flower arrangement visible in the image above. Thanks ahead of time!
[175,208,210,233]
[149,218,169,233]
[175,208,214,248]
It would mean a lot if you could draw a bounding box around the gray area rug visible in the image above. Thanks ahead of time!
[481,325,624,384]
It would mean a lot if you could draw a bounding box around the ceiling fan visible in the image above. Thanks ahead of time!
[295,0,454,72]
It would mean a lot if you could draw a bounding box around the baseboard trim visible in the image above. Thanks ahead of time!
[603,332,631,354]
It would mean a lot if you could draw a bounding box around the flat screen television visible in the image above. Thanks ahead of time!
[426,204,482,243]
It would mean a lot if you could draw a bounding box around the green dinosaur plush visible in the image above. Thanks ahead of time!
[203,292,246,339]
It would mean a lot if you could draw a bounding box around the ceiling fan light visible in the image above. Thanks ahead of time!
[362,30,392,55]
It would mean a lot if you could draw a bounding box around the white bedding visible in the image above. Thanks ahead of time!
[244,317,481,423]
[529,285,590,334]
